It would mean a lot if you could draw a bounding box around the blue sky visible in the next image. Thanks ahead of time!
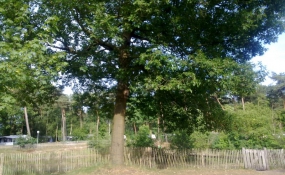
[251,33,285,85]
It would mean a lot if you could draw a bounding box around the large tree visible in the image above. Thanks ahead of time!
[1,0,285,165]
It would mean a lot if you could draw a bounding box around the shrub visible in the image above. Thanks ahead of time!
[16,136,36,148]
[190,131,209,149]
[128,125,154,147]
[210,132,235,149]
[88,134,111,154]
[72,128,88,140]
[170,130,192,149]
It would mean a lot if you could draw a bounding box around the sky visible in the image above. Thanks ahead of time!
[251,33,285,85]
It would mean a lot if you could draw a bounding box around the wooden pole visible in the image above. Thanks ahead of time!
[24,107,31,136]
[0,153,4,175]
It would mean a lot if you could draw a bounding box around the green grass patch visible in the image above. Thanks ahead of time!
[52,163,111,175]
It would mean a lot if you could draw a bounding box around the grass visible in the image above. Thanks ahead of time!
[50,163,124,175]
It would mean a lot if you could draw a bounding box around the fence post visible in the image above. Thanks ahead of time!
[0,153,3,175]
[242,148,248,169]
[280,149,285,167]
[263,148,269,170]
[201,151,205,167]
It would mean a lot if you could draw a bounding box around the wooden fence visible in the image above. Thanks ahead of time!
[0,147,284,175]
[124,148,244,169]
[242,148,285,171]
[1,148,109,175]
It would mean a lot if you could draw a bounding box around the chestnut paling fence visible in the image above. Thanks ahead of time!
[242,148,285,170]
[0,147,284,175]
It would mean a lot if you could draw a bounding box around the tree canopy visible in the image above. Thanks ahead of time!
[0,0,285,165]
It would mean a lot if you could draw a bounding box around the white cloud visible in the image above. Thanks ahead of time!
[251,33,285,85]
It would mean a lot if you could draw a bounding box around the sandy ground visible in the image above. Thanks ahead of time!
[65,166,285,175]
[0,141,88,153]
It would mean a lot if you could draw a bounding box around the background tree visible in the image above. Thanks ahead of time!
[271,73,285,109]
[230,63,267,110]
[0,0,66,136]
[72,90,114,141]
[56,95,72,142]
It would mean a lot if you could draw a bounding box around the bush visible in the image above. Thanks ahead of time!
[190,131,209,149]
[210,132,235,150]
[88,134,111,154]
[128,125,154,147]
[16,136,36,148]
[170,130,192,149]
[72,128,88,140]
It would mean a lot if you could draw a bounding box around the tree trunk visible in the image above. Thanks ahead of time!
[110,82,128,166]
[96,110,100,141]
[46,111,49,136]
[108,120,111,136]
[79,110,83,129]
[159,101,166,142]
[279,100,284,130]
[281,99,285,130]
[241,97,245,111]
[271,103,276,134]
[56,124,58,142]
[214,96,225,110]
[70,123,72,135]
[133,123,137,135]
[61,108,66,142]
[157,117,160,146]
[24,107,31,136]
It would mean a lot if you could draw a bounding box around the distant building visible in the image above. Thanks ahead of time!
[0,135,27,145]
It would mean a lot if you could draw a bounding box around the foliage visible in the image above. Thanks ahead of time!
[1,0,285,165]
[127,125,154,147]
[127,55,267,133]
[72,128,88,140]
[0,0,66,110]
[210,132,235,150]
[0,109,23,135]
[169,100,285,150]
[16,136,36,149]
[226,103,278,148]
[88,134,111,155]
[270,73,285,109]
[170,130,192,149]
[231,63,267,97]
[189,131,210,149]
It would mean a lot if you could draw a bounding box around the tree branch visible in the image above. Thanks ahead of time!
[213,95,225,110]
[131,32,151,42]
[73,8,116,51]
[46,43,76,54]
